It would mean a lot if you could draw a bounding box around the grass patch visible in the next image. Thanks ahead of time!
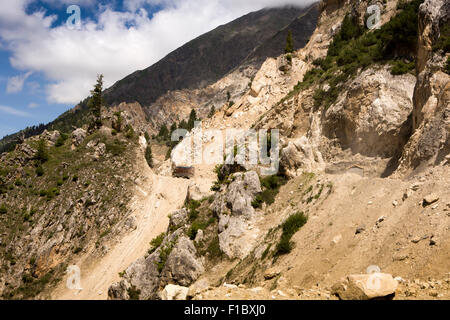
[252,174,288,208]
[275,212,308,256]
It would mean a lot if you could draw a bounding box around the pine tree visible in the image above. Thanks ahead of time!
[145,144,153,168]
[285,31,294,54]
[35,139,49,163]
[187,109,197,131]
[88,74,104,129]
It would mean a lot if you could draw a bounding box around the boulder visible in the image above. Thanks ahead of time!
[108,279,131,300]
[423,193,439,206]
[41,130,61,146]
[169,209,188,230]
[161,236,204,287]
[71,128,87,147]
[332,274,398,300]
[159,284,189,300]
[264,267,281,280]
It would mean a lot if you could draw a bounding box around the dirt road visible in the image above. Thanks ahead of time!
[51,164,190,300]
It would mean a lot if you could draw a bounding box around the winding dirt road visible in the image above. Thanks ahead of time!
[51,162,190,300]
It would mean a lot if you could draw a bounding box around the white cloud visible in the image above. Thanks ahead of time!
[0,0,315,104]
[28,102,39,108]
[6,71,32,93]
[0,105,32,117]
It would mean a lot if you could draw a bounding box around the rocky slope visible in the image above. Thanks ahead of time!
[1,0,449,301]
[0,4,319,152]
[106,0,450,301]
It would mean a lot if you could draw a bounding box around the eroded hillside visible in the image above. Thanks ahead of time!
[0,0,449,301]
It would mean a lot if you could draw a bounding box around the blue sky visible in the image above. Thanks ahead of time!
[0,0,312,139]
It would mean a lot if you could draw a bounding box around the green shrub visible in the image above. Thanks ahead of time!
[187,217,216,240]
[55,133,68,147]
[145,145,153,168]
[252,175,288,208]
[186,199,201,221]
[275,212,308,256]
[0,204,7,214]
[14,179,23,186]
[156,239,176,273]
[35,139,49,163]
[148,232,165,255]
[105,139,126,156]
[124,125,135,139]
[127,285,141,300]
[35,165,44,177]
[391,60,415,75]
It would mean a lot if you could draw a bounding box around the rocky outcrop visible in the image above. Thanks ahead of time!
[71,128,87,147]
[210,171,262,259]
[395,0,450,175]
[41,130,61,146]
[324,67,416,158]
[108,221,204,300]
[161,235,205,286]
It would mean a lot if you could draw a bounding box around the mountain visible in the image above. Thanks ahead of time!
[0,4,319,154]
[103,4,319,107]
[1,0,449,301]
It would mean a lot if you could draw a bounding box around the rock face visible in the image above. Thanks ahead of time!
[324,67,416,158]
[161,235,205,287]
[332,274,398,300]
[280,136,325,177]
[108,230,204,300]
[210,171,262,259]
[108,280,131,300]
[395,0,450,175]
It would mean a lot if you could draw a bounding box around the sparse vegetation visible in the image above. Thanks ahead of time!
[252,174,288,208]
[280,0,424,109]
[148,232,165,255]
[127,285,141,300]
[145,144,153,168]
[156,238,177,273]
[275,212,307,256]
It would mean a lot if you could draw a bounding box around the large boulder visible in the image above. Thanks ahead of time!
[71,128,87,147]
[161,235,205,287]
[116,253,161,300]
[159,284,189,300]
[108,280,131,300]
[331,274,398,300]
